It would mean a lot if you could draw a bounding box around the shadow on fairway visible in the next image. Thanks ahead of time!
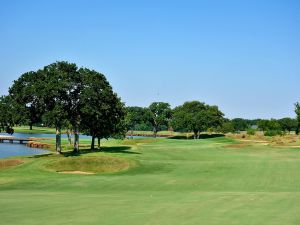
[168,133,225,140]
[101,146,140,154]
[29,153,53,158]
[61,146,140,157]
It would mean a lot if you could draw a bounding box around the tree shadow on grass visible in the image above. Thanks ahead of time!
[30,153,53,158]
[168,133,225,140]
[101,146,140,154]
[61,146,140,157]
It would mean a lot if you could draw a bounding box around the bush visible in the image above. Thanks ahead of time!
[247,128,256,135]
[264,129,283,136]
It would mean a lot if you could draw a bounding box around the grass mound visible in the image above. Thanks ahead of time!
[45,156,133,174]
[0,159,23,170]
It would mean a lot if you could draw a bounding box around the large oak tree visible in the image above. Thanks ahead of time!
[172,101,224,139]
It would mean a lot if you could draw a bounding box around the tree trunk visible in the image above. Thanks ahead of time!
[91,135,95,150]
[66,129,72,146]
[193,130,198,139]
[98,138,101,149]
[55,127,61,154]
[29,123,33,130]
[131,129,134,139]
[153,127,157,138]
[73,124,79,152]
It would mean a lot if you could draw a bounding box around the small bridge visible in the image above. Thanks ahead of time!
[0,136,31,144]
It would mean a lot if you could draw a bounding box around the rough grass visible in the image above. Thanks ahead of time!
[0,159,23,169]
[1,137,300,225]
[45,156,133,174]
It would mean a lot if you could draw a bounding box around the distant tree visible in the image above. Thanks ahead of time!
[257,119,269,132]
[218,119,234,134]
[231,118,249,132]
[278,117,297,133]
[149,102,172,137]
[172,101,224,139]
[258,119,282,136]
[125,106,152,137]
[295,102,300,135]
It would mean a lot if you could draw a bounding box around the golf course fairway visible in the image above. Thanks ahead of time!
[0,137,300,225]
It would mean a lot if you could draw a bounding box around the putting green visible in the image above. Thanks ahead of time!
[0,137,300,225]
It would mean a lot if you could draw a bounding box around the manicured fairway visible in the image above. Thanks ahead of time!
[0,137,300,225]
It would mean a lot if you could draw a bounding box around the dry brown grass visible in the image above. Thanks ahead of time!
[0,159,23,170]
[227,133,300,147]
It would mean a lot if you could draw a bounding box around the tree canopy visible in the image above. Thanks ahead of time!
[7,61,126,153]
[125,106,152,136]
[149,102,172,137]
[172,101,224,139]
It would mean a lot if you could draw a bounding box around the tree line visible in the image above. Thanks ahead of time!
[126,104,300,137]
[126,101,224,139]
[216,108,300,136]
[0,61,300,154]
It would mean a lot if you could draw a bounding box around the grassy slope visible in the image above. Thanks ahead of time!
[0,137,300,225]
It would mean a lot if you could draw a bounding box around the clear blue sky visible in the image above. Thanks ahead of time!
[0,0,299,119]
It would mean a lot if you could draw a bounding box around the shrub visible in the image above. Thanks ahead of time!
[264,129,283,136]
[247,128,256,135]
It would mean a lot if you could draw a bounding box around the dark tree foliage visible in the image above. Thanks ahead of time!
[278,117,297,133]
[7,61,125,153]
[41,62,78,153]
[257,119,282,136]
[125,106,152,136]
[9,71,45,130]
[149,102,172,137]
[79,68,125,150]
[172,101,224,139]
[295,102,300,135]
[217,118,235,134]
[230,118,250,132]
[0,96,16,133]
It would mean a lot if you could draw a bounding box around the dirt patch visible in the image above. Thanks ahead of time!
[0,159,23,169]
[27,141,51,148]
[58,170,95,175]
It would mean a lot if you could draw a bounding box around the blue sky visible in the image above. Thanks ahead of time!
[0,0,299,119]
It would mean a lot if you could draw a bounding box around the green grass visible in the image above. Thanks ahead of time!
[0,137,300,225]
[13,126,59,134]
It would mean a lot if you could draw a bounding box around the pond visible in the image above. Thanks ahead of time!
[0,132,92,159]
[0,143,50,159]
[0,132,92,140]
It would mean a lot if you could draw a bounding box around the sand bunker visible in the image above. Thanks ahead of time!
[58,170,95,175]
